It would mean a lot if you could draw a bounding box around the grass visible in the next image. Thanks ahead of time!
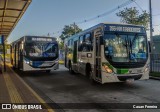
[150,72,160,77]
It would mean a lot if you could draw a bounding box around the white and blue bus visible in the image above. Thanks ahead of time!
[64,23,150,84]
[11,36,59,72]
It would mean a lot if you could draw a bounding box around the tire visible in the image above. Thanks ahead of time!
[89,70,97,85]
[69,61,74,74]
[86,66,97,85]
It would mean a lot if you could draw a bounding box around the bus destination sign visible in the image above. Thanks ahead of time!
[105,25,145,33]
[32,38,52,42]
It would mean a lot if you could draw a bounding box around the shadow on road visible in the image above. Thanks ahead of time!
[12,65,144,92]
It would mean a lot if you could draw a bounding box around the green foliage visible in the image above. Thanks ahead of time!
[116,7,150,29]
[59,41,64,50]
[60,23,82,40]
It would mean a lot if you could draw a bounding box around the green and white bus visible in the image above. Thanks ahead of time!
[64,23,150,84]
[11,36,59,72]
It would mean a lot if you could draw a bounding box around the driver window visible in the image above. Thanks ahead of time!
[78,36,84,51]
[83,33,93,52]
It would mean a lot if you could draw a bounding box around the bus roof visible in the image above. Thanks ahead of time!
[11,36,57,45]
[66,23,145,41]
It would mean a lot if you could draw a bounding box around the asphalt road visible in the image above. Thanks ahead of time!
[16,65,160,112]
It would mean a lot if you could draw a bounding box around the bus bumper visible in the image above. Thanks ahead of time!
[22,61,59,71]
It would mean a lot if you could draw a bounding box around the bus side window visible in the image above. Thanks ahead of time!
[83,33,93,52]
[70,39,73,46]
[68,39,73,53]
[78,35,84,51]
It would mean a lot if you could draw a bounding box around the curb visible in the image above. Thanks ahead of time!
[150,76,160,80]
[7,64,55,112]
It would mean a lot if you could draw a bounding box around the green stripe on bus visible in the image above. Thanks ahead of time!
[116,69,129,74]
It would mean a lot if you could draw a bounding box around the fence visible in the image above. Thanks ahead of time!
[150,53,160,72]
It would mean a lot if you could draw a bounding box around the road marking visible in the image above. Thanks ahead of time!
[3,71,28,112]
[7,64,55,112]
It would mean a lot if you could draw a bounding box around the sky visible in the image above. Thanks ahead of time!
[7,0,160,43]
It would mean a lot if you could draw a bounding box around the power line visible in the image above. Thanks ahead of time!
[75,0,135,24]
[52,0,136,35]
[153,24,160,26]
[133,0,144,12]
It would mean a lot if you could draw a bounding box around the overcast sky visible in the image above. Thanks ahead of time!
[7,0,160,43]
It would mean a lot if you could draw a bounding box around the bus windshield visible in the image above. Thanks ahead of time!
[104,33,148,63]
[25,42,58,58]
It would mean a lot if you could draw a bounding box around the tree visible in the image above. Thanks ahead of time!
[116,7,150,29]
[59,41,64,50]
[60,23,82,41]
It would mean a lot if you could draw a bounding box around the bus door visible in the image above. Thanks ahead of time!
[73,40,78,64]
[73,40,78,71]
[94,28,103,82]
[19,42,23,70]
[18,42,20,69]
[16,44,20,68]
[14,45,16,68]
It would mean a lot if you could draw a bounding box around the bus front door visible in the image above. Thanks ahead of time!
[94,29,102,82]
[73,41,78,63]
[64,45,67,67]
[72,40,78,71]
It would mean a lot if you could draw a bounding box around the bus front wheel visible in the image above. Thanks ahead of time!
[86,65,97,85]
[69,61,74,74]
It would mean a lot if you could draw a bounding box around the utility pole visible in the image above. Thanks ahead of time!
[149,0,153,53]
[73,22,76,34]
[47,33,50,37]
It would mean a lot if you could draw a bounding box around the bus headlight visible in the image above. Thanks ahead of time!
[25,60,29,64]
[103,65,113,73]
